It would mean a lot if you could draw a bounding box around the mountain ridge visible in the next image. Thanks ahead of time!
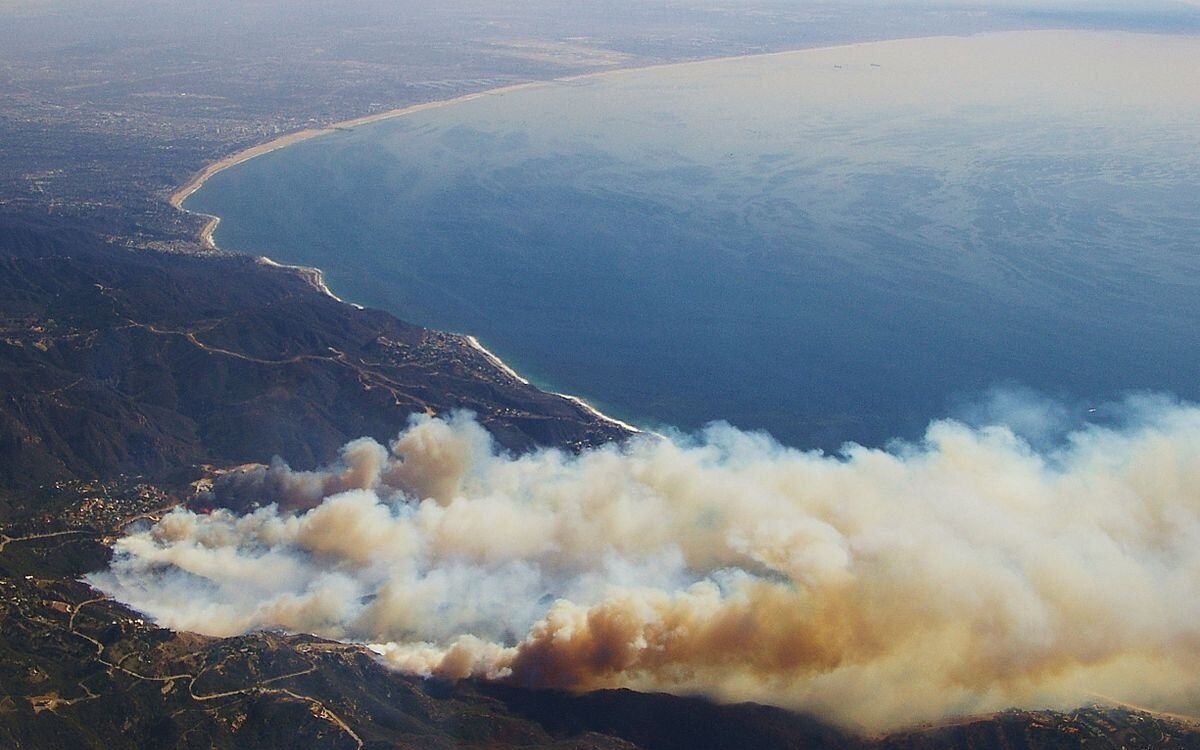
[0,212,628,490]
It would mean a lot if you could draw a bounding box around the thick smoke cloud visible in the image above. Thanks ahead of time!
[91,398,1200,731]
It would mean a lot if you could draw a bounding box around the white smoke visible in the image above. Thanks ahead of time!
[90,397,1200,731]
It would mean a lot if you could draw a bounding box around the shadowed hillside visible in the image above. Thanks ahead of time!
[0,214,628,488]
[3,213,1200,748]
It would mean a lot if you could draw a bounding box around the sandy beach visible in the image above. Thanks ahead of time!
[463,335,643,434]
[165,35,937,435]
[168,81,551,248]
[168,73,661,432]
[167,36,910,244]
[168,82,544,212]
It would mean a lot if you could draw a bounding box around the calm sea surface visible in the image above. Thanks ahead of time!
[187,31,1200,449]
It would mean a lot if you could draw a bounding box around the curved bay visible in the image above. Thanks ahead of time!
[187,31,1200,449]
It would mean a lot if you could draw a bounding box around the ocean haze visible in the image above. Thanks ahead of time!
[13,1,1200,746]
[186,30,1200,450]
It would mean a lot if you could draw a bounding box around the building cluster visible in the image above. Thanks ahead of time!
[53,479,175,534]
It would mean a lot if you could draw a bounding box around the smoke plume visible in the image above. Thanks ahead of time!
[91,397,1200,731]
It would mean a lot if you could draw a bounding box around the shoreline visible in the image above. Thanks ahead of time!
[164,32,983,440]
[167,79,546,214]
[255,255,363,309]
[169,82,546,249]
[168,34,947,248]
[462,336,643,434]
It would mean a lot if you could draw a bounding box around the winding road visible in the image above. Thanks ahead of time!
[66,597,364,749]
[0,530,83,553]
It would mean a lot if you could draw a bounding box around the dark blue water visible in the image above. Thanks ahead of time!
[186,32,1200,449]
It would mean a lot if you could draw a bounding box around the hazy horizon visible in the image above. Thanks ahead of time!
[187,29,1200,449]
[5,2,1200,744]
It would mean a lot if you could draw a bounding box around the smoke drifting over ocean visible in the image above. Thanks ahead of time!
[92,395,1200,731]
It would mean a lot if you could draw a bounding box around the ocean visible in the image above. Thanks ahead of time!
[185,31,1200,450]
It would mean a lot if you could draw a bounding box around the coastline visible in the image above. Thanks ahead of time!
[168,80,556,252]
[168,35,940,249]
[165,33,959,440]
[462,336,643,434]
[167,79,545,214]
[255,256,363,310]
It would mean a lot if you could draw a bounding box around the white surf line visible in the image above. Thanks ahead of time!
[170,34,942,243]
[463,335,530,385]
[236,256,640,434]
[170,37,942,439]
[168,80,547,213]
[256,256,364,309]
[199,215,219,250]
[463,335,643,435]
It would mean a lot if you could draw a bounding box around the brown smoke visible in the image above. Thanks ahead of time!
[93,398,1200,731]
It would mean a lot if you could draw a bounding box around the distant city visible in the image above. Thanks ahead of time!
[3,2,1200,748]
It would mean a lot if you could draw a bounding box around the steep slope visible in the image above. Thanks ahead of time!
[0,213,628,488]
[3,217,1198,749]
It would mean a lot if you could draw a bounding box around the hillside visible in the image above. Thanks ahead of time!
[0,213,627,489]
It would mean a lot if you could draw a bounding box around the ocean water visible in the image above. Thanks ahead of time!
[186,31,1200,449]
